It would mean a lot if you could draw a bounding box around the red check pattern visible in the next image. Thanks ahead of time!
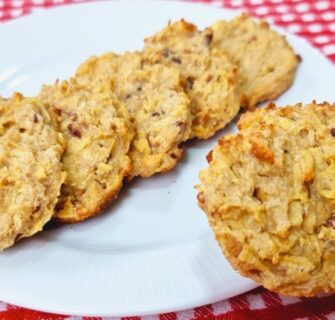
[0,0,335,319]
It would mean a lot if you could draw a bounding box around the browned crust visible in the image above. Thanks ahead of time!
[250,141,275,164]
[59,141,183,223]
[54,159,132,224]
[54,182,123,224]
[222,246,335,297]
[238,101,335,132]
[144,19,197,44]
[179,19,197,33]
[218,134,243,147]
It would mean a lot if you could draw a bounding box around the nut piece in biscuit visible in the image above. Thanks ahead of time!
[197,102,335,297]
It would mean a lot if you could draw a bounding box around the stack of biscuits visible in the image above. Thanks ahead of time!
[0,11,301,283]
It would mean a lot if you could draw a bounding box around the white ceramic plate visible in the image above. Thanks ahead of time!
[0,0,334,317]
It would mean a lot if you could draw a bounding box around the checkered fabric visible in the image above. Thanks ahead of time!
[0,1,335,319]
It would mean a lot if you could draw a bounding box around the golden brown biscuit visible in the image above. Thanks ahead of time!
[0,93,65,250]
[144,20,241,139]
[40,79,133,223]
[75,51,191,178]
[211,13,299,108]
[197,102,335,296]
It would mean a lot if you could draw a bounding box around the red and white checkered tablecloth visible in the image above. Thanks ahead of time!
[0,0,335,319]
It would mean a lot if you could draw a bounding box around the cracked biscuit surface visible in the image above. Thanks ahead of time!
[144,20,241,139]
[40,79,133,223]
[211,13,299,109]
[0,93,65,250]
[197,102,335,296]
[76,51,191,178]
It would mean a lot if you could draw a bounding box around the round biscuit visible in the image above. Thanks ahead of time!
[198,102,335,296]
[144,20,241,139]
[0,93,65,250]
[75,51,191,178]
[40,79,133,223]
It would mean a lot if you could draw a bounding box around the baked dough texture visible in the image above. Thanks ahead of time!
[211,13,299,109]
[40,79,133,223]
[197,102,335,296]
[76,51,191,178]
[144,20,241,139]
[0,93,65,250]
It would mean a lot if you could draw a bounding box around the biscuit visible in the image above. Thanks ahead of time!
[40,79,133,223]
[0,93,65,250]
[144,20,241,139]
[197,102,335,296]
[211,13,299,108]
[75,51,191,178]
